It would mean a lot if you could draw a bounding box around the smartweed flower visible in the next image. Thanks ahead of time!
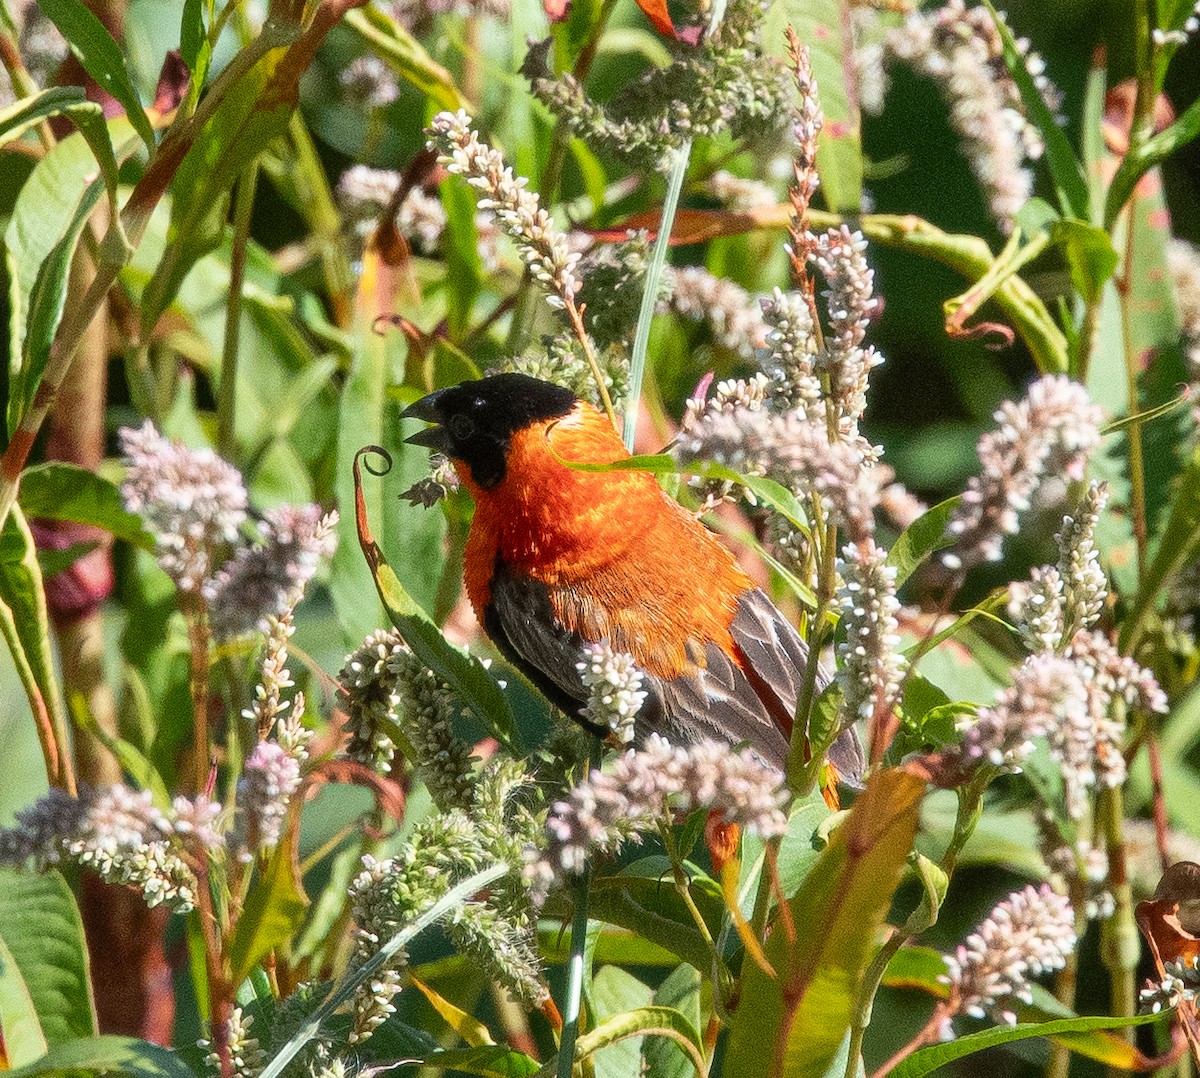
[941,883,1076,1027]
[205,506,337,641]
[944,376,1103,571]
[119,422,247,592]
[529,734,788,903]
[577,641,647,745]
[837,539,905,724]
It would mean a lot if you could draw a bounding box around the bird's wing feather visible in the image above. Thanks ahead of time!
[485,568,858,776]
[483,565,592,720]
[727,587,813,720]
[644,640,790,767]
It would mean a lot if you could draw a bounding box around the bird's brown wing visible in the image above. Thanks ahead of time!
[483,564,597,728]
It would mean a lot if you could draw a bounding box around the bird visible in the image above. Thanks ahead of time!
[402,372,862,781]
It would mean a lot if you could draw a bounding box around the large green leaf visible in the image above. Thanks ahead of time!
[724,768,924,1077]
[0,931,48,1068]
[6,1036,195,1078]
[591,966,654,1078]
[19,463,153,549]
[0,869,96,1044]
[37,0,156,152]
[890,1011,1169,1078]
[644,964,703,1078]
[4,119,135,435]
[330,254,446,644]
[227,838,309,989]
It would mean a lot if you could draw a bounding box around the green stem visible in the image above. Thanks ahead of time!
[1099,785,1139,1036]
[557,743,602,1078]
[218,160,259,460]
[1117,220,1149,577]
[623,141,691,450]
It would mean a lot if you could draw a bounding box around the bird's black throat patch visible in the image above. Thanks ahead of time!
[403,373,577,489]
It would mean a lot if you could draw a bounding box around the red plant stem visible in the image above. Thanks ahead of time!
[870,1003,949,1078]
[1146,724,1172,873]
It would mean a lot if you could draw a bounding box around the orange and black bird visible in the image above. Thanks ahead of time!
[403,372,860,776]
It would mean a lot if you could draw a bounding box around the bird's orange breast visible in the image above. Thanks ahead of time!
[457,404,754,680]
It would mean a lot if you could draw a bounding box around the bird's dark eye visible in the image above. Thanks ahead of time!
[448,413,475,440]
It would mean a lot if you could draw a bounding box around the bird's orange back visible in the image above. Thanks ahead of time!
[456,402,754,680]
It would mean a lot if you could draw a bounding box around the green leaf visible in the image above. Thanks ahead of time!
[5,119,136,434]
[570,1006,705,1078]
[37,540,98,579]
[1106,95,1200,229]
[725,769,924,1077]
[644,965,703,1078]
[180,0,205,72]
[882,944,950,997]
[0,931,48,1068]
[19,462,154,549]
[557,871,721,976]
[384,1046,539,1078]
[886,496,960,587]
[538,924,683,968]
[139,24,300,336]
[1050,219,1119,303]
[978,0,1089,221]
[857,213,1069,374]
[227,839,309,989]
[7,1035,195,1078]
[37,0,155,153]
[0,508,69,789]
[343,7,468,112]
[591,967,654,1078]
[441,177,483,342]
[0,87,120,196]
[355,493,517,754]
[763,0,862,213]
[331,270,445,643]
[889,1012,1169,1078]
[0,869,96,1043]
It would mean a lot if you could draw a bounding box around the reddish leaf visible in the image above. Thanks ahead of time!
[589,205,788,247]
[634,0,678,39]
[542,0,569,20]
[306,758,407,824]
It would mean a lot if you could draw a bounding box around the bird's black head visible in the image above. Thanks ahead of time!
[402,373,578,489]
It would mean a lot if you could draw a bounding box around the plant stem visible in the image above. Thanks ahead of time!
[1117,213,1150,576]
[623,141,691,451]
[218,160,260,460]
[1099,785,1139,1036]
[557,744,602,1078]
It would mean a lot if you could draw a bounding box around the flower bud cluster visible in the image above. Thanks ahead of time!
[944,376,1104,571]
[941,884,1076,1028]
[529,734,788,903]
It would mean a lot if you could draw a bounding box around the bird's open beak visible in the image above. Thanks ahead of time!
[402,391,449,452]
